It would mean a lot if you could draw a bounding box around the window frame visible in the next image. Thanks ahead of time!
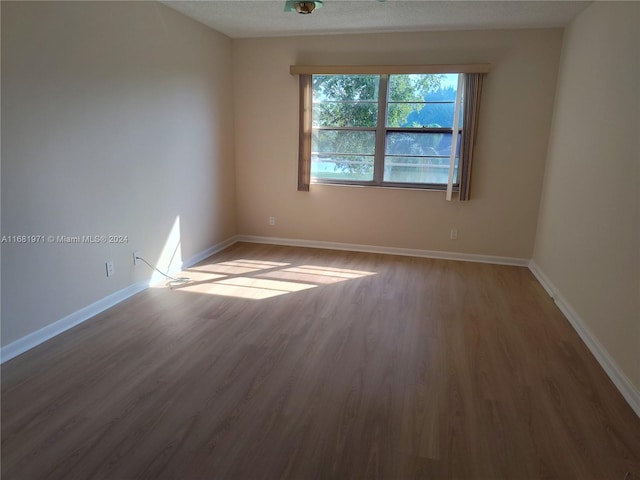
[310,73,463,191]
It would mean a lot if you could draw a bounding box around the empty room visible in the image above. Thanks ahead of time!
[1,1,639,479]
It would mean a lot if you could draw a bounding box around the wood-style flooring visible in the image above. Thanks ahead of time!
[2,242,639,479]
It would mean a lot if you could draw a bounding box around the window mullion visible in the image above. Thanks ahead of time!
[373,74,389,185]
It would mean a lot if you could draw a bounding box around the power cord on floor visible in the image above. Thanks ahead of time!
[135,255,191,288]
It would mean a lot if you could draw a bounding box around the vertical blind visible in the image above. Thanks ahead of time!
[297,74,312,192]
[459,73,484,201]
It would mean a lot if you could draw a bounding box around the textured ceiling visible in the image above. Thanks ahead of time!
[162,0,590,38]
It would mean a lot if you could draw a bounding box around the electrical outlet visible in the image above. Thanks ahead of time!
[269,216,276,226]
[106,260,115,277]
[133,251,141,266]
[450,229,458,240]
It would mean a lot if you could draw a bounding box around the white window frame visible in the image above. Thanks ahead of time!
[312,74,465,192]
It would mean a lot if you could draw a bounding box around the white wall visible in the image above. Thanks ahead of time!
[232,29,562,259]
[1,2,236,346]
[533,3,640,395]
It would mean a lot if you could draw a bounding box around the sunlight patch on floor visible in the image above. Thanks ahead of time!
[289,265,375,278]
[187,259,290,275]
[180,271,227,282]
[258,265,375,285]
[178,276,316,299]
[151,257,375,299]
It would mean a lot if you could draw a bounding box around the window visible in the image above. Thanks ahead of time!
[295,66,486,200]
[312,73,461,188]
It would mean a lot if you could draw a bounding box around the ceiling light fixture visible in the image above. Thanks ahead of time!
[284,0,323,14]
[295,2,316,14]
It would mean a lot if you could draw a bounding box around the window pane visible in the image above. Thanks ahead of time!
[389,103,459,129]
[312,130,375,155]
[387,74,462,128]
[313,103,378,128]
[424,74,459,101]
[384,156,459,184]
[388,74,443,102]
[387,103,425,128]
[313,75,379,102]
[386,132,460,157]
[312,154,374,181]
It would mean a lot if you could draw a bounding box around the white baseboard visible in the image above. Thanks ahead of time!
[529,261,640,418]
[236,235,529,267]
[0,236,240,364]
[181,235,239,269]
[0,280,148,364]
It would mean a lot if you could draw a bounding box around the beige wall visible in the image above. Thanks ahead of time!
[232,29,562,258]
[533,4,640,391]
[1,2,236,346]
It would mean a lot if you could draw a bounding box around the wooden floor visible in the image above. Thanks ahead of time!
[2,243,639,480]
